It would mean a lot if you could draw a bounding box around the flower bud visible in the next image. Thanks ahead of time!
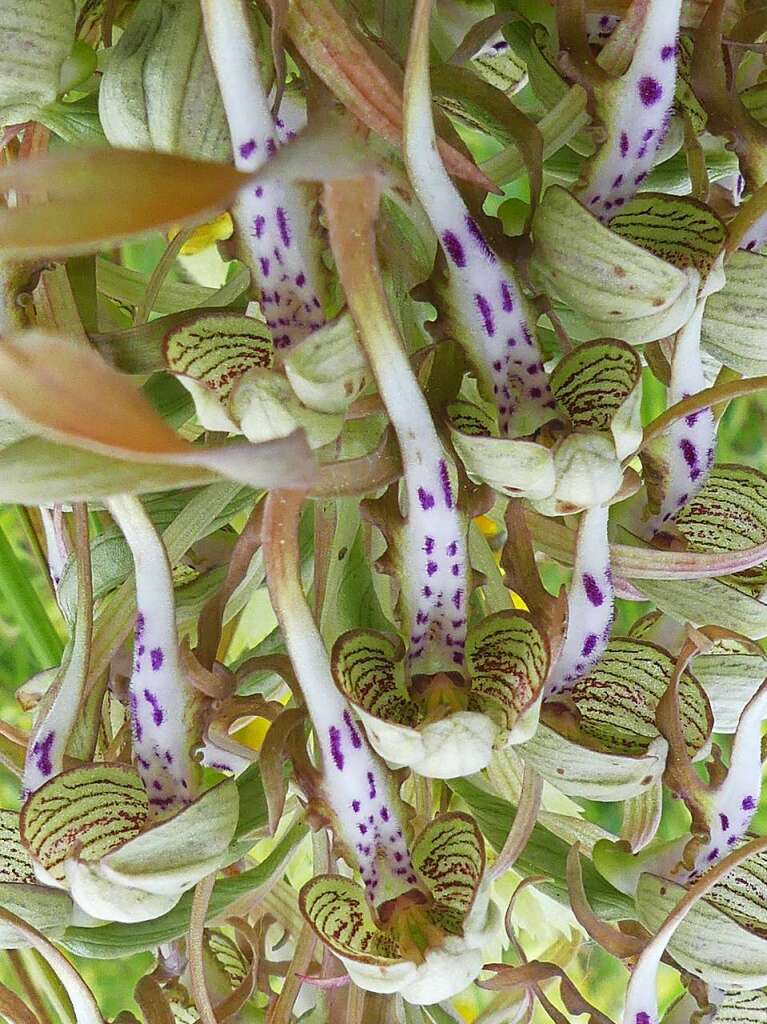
[99,0,271,161]
[0,0,76,124]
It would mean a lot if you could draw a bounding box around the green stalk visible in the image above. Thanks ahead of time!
[0,518,63,669]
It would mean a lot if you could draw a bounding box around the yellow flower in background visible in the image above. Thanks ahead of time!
[169,211,233,255]
[473,515,528,610]
[233,715,271,752]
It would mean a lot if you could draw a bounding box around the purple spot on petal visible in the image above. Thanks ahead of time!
[343,710,362,749]
[500,280,514,312]
[253,215,265,238]
[143,689,164,726]
[474,293,495,337]
[743,795,756,811]
[638,76,662,106]
[418,488,435,511]
[276,207,291,247]
[620,132,629,157]
[465,216,496,262]
[582,634,599,657]
[329,726,344,770]
[582,574,604,607]
[661,44,676,60]
[442,230,466,267]
[352,799,361,812]
[439,460,454,509]
[33,731,55,778]
[150,648,164,671]
[239,139,257,159]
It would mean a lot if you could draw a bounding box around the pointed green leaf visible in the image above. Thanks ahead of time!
[0,883,73,948]
[465,611,548,734]
[299,874,401,965]
[20,764,149,882]
[550,339,642,459]
[609,193,726,279]
[530,185,692,326]
[411,813,484,918]
[164,312,274,399]
[0,810,34,884]
[331,629,420,728]
[0,435,221,504]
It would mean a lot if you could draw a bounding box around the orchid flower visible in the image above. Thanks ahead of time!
[201,0,326,351]
[403,0,554,438]
[325,176,472,683]
[320,175,545,775]
[15,496,239,924]
[263,489,498,1003]
[161,310,357,449]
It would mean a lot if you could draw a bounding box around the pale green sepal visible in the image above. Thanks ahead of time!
[229,370,343,449]
[609,193,727,281]
[283,313,368,414]
[554,269,700,346]
[529,185,690,323]
[343,941,486,1005]
[694,653,767,733]
[637,872,767,990]
[0,882,73,948]
[20,764,149,883]
[97,780,239,896]
[532,433,624,516]
[356,705,499,779]
[519,724,669,802]
[716,989,767,1022]
[449,427,555,499]
[701,252,767,375]
[98,0,234,161]
[634,577,767,640]
[64,861,181,925]
[0,809,34,883]
[0,0,76,124]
